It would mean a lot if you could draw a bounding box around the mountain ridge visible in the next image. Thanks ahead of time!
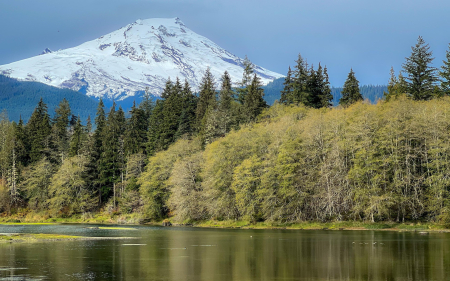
[0,17,283,101]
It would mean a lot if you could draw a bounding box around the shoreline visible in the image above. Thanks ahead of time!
[0,233,139,243]
[1,214,449,233]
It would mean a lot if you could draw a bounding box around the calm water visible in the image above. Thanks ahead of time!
[0,224,449,281]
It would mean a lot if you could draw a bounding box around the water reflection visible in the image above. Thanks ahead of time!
[0,226,449,280]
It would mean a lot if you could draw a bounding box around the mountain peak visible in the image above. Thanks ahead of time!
[39,48,53,55]
[0,18,283,100]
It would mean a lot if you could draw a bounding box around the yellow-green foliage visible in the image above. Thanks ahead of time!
[139,98,450,223]
[138,138,202,219]
[47,155,96,216]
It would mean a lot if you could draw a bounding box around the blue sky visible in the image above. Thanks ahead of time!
[0,0,449,86]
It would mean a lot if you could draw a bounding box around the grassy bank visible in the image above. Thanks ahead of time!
[0,233,139,243]
[191,220,450,232]
[1,211,450,232]
[0,233,83,243]
[0,211,147,225]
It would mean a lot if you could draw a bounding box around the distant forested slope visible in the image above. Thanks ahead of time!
[261,77,285,105]
[0,74,98,122]
[331,85,387,105]
[262,77,387,105]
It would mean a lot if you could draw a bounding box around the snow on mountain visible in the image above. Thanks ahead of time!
[0,17,283,100]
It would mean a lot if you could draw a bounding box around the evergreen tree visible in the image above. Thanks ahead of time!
[139,87,155,124]
[86,115,92,133]
[217,71,235,134]
[218,71,233,113]
[26,98,51,163]
[320,66,333,108]
[307,64,321,108]
[291,53,309,105]
[402,36,438,100]
[280,66,294,104]
[243,74,267,122]
[339,68,362,106]
[175,79,198,139]
[14,117,29,167]
[69,116,84,157]
[196,68,216,132]
[93,99,106,156]
[160,78,183,149]
[440,43,450,96]
[98,102,124,203]
[124,101,147,155]
[236,56,254,104]
[52,98,71,163]
[147,100,164,155]
[384,67,408,101]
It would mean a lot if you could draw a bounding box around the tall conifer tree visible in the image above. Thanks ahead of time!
[69,116,84,157]
[291,54,309,105]
[236,56,254,104]
[339,68,362,106]
[175,79,198,139]
[52,98,71,163]
[402,36,438,100]
[124,101,147,155]
[27,98,51,163]
[243,74,267,122]
[196,68,216,132]
[280,66,294,104]
[440,43,450,96]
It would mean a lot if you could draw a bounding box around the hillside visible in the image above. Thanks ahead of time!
[0,74,98,122]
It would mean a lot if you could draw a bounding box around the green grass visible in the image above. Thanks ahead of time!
[192,220,450,231]
[0,233,81,243]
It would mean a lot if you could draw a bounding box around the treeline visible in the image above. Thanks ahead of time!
[1,36,450,224]
[0,58,268,216]
[140,98,450,223]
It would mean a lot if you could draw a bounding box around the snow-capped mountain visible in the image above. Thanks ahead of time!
[0,17,283,100]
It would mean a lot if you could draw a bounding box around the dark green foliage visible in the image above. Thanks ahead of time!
[139,87,155,123]
[69,116,84,157]
[218,71,233,113]
[196,68,216,132]
[13,118,29,167]
[52,99,71,163]
[26,99,52,163]
[402,36,438,100]
[236,56,254,104]
[124,101,147,155]
[320,66,333,108]
[160,78,184,149]
[280,55,332,108]
[97,102,125,201]
[0,74,97,123]
[243,74,267,122]
[384,67,408,101]
[291,54,310,105]
[280,67,293,104]
[217,71,235,133]
[440,44,450,96]
[146,100,164,155]
[175,80,198,139]
[339,68,362,106]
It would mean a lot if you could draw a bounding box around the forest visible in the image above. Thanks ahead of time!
[1,36,450,224]
[0,74,98,123]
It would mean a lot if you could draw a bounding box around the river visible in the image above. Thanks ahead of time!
[0,224,449,280]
